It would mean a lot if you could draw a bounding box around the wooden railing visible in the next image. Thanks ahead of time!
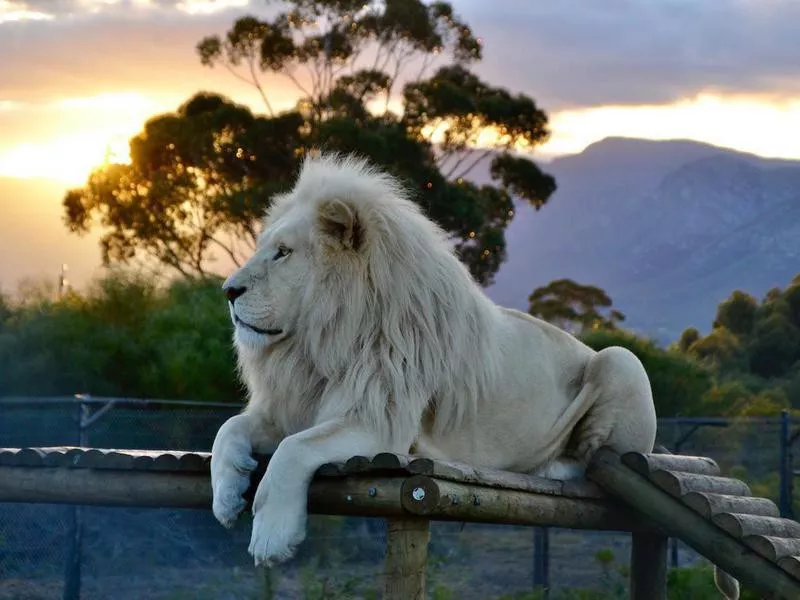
[2,446,800,599]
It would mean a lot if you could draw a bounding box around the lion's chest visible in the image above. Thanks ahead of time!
[246,351,327,437]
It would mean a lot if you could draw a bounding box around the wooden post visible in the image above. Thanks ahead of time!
[630,532,667,600]
[383,518,429,600]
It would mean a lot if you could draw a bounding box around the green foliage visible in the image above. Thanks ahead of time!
[676,327,700,353]
[686,326,746,372]
[0,271,240,401]
[748,312,800,378]
[66,0,556,286]
[675,274,800,416]
[529,279,625,334]
[580,329,713,417]
[712,290,758,336]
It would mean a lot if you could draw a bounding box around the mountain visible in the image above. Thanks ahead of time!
[486,137,800,341]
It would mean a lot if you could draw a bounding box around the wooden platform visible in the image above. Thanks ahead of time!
[0,446,655,532]
[587,447,800,599]
[4,445,800,598]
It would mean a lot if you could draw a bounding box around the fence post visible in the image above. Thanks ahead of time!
[63,396,89,600]
[533,526,550,597]
[630,532,667,600]
[779,410,793,519]
[383,518,429,600]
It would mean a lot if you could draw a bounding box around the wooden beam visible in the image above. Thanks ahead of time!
[0,464,661,532]
[383,518,429,600]
[630,533,667,600]
[399,475,660,533]
[0,466,406,517]
[587,447,800,600]
[622,452,721,477]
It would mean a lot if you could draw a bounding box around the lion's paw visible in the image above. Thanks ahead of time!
[211,447,258,528]
[535,457,585,481]
[248,482,307,567]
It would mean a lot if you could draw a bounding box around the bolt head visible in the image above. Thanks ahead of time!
[412,487,426,501]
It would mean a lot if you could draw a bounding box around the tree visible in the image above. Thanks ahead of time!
[676,327,701,353]
[528,279,625,333]
[64,93,304,277]
[65,0,556,285]
[686,326,746,371]
[748,313,800,378]
[713,290,758,336]
[785,283,800,329]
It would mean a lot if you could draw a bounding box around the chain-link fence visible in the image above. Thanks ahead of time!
[1,397,798,599]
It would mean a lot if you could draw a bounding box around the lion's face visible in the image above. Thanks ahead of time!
[222,167,366,353]
[222,202,318,351]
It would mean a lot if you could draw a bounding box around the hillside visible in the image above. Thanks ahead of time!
[486,137,800,340]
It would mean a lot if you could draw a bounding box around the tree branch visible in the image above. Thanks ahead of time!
[247,53,275,117]
[209,236,243,267]
[454,148,494,180]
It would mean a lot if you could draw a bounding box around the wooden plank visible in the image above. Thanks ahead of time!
[383,518,429,600]
[398,475,660,533]
[587,447,800,599]
[683,492,779,519]
[630,533,667,600]
[0,447,603,499]
[0,466,407,517]
[713,514,800,540]
[622,452,720,477]
[778,557,800,580]
[744,536,800,562]
[406,457,604,499]
[341,455,371,474]
[650,470,751,498]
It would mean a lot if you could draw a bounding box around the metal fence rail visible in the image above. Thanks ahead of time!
[1,396,799,600]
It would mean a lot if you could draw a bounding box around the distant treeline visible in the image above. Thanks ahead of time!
[1,270,798,417]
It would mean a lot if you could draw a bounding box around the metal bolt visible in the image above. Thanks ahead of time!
[412,487,426,501]
[450,494,459,505]
[368,487,377,497]
[473,495,481,506]
[346,495,353,502]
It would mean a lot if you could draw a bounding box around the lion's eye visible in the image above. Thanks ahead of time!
[273,246,292,261]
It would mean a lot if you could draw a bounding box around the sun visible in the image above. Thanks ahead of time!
[0,133,132,186]
[0,92,166,186]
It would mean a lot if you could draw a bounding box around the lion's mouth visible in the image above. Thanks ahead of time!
[235,316,283,337]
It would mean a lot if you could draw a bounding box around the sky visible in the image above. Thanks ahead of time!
[1,0,799,289]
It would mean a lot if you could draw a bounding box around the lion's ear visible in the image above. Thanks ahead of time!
[317,199,363,251]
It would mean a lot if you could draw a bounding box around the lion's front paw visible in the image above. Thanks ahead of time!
[248,480,307,567]
[211,446,258,529]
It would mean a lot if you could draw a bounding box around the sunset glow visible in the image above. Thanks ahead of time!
[539,94,800,160]
[0,92,171,184]
[3,91,800,185]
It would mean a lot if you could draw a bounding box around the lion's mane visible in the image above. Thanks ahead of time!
[237,154,504,448]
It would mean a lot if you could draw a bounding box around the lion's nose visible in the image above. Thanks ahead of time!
[224,285,247,303]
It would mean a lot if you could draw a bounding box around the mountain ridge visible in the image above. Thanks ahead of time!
[487,137,800,341]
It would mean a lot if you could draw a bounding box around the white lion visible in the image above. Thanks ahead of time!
[211,153,659,567]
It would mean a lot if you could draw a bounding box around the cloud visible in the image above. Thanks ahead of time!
[3,0,253,18]
[456,0,800,111]
[0,0,290,106]
[2,0,798,112]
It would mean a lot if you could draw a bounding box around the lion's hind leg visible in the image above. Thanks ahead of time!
[569,346,657,466]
